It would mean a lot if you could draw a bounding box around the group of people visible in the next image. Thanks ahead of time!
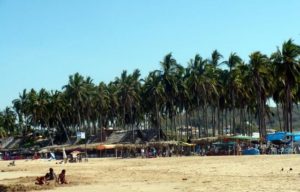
[35,168,68,185]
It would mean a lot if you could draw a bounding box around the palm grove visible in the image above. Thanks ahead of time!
[1,39,300,143]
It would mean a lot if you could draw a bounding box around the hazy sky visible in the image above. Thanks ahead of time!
[1,0,300,109]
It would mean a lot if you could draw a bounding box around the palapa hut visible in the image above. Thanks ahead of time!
[98,129,167,158]
[105,130,145,144]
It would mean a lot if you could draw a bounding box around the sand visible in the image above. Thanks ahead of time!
[1,155,300,192]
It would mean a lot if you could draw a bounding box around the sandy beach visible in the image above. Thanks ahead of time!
[1,155,300,192]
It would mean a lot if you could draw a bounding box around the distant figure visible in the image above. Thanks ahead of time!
[141,148,145,158]
[35,168,57,185]
[58,169,68,184]
[236,144,242,155]
[8,160,15,167]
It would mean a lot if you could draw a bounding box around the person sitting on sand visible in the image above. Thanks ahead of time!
[58,169,68,184]
[35,168,57,185]
[45,168,57,181]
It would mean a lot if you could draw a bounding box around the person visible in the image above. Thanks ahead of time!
[58,169,68,184]
[35,168,57,185]
[236,143,242,155]
[141,148,145,158]
[8,160,15,167]
[45,168,57,181]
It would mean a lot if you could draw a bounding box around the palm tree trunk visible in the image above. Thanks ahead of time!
[276,103,282,131]
[212,107,215,136]
[288,84,293,133]
[185,110,188,141]
[58,113,71,144]
[217,107,220,136]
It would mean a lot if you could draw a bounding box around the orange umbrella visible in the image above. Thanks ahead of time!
[96,144,116,150]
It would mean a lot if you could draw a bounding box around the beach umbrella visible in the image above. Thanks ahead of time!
[62,147,67,159]
[96,144,116,150]
[38,148,48,153]
[70,150,81,155]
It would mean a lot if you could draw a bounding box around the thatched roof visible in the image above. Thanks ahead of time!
[191,137,219,144]
[40,143,103,152]
[105,130,145,144]
[105,129,167,144]
[147,140,178,146]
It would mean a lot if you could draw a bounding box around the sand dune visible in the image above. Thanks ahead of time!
[1,155,300,192]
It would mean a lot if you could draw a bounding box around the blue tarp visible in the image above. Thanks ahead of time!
[294,135,300,142]
[266,132,286,141]
[242,148,260,155]
[266,132,300,142]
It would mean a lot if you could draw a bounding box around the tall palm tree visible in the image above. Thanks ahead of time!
[49,90,71,143]
[158,53,182,139]
[115,69,141,141]
[223,53,242,134]
[63,73,87,131]
[186,54,209,137]
[94,82,110,141]
[142,71,165,139]
[249,51,273,138]
[271,39,300,132]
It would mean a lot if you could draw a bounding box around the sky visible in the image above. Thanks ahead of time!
[1,0,300,109]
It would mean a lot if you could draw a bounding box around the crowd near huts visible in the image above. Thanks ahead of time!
[1,129,300,161]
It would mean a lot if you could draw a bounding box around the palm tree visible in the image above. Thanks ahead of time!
[63,73,87,131]
[0,107,17,135]
[12,89,28,134]
[207,50,222,136]
[223,53,242,134]
[249,51,273,138]
[142,71,165,139]
[94,82,110,141]
[49,91,71,143]
[271,39,300,133]
[106,82,119,129]
[82,76,96,136]
[115,69,141,141]
[0,127,7,138]
[186,54,207,137]
[158,53,182,139]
